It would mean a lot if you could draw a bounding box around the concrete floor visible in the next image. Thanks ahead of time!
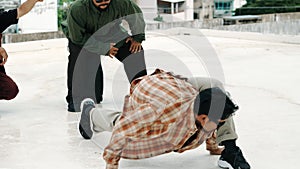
[1,28,300,169]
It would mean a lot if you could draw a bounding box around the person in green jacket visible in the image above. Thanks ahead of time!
[62,0,147,112]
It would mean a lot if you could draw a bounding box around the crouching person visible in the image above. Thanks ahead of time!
[78,69,251,169]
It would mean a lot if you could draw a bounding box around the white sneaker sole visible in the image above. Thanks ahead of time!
[218,159,234,169]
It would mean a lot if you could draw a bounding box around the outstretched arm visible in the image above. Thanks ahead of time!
[103,98,156,169]
[17,0,43,19]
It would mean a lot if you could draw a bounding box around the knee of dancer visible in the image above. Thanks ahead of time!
[6,84,19,100]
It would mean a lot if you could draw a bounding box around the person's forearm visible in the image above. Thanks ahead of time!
[17,0,42,19]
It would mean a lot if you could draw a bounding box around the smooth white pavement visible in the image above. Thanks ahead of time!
[1,28,300,169]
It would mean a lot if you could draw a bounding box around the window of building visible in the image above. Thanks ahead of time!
[215,1,232,10]
[158,0,185,14]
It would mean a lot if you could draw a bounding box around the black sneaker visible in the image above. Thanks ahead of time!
[218,147,250,169]
[79,98,95,139]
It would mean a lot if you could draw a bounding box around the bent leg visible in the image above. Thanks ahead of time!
[0,72,19,100]
[95,64,103,104]
[115,41,147,83]
[187,77,225,92]
[216,116,238,145]
[66,40,81,106]
[71,43,103,111]
[91,108,121,132]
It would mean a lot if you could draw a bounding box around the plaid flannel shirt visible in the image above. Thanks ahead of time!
[103,69,213,169]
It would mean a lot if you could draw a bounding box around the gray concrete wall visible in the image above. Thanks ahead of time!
[146,19,223,30]
[211,12,300,35]
[213,20,300,35]
[146,12,300,35]
[146,20,201,30]
[260,12,300,22]
[3,31,66,44]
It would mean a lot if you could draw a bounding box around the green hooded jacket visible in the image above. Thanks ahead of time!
[62,0,146,55]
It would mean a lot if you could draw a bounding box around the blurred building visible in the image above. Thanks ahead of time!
[132,0,158,22]
[214,0,246,17]
[194,0,214,20]
[135,0,193,22]
[134,0,247,22]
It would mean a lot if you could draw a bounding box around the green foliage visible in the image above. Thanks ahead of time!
[153,14,163,22]
[244,0,300,7]
[57,0,74,30]
[235,0,300,15]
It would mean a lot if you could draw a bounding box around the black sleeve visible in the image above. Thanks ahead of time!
[0,9,19,33]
